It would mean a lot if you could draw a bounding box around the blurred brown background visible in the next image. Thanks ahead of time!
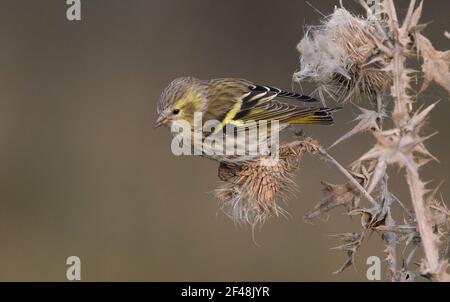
[0,0,448,281]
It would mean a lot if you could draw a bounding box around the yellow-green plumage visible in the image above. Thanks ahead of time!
[156,77,340,162]
[157,77,337,127]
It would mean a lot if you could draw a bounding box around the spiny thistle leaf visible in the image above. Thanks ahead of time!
[329,106,385,149]
[328,232,365,274]
[416,33,450,94]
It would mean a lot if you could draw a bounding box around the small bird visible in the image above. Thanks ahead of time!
[156,77,339,163]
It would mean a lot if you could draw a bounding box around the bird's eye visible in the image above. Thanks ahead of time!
[172,109,180,115]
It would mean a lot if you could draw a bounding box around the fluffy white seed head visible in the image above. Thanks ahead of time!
[295,8,390,103]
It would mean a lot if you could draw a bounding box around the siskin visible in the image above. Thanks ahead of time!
[155,77,339,163]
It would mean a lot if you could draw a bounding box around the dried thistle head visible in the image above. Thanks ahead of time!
[215,137,320,226]
[294,8,390,102]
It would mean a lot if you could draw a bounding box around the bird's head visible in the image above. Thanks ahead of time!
[155,77,203,128]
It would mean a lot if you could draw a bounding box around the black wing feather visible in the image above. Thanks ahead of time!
[249,84,317,103]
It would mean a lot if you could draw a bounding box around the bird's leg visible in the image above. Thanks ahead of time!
[287,125,305,139]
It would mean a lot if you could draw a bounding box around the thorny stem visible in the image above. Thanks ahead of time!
[386,0,441,276]
[386,0,410,126]
[380,176,398,280]
[372,92,399,279]
[405,162,440,273]
[406,166,439,272]
[392,44,410,126]
[318,148,378,207]
[297,0,448,281]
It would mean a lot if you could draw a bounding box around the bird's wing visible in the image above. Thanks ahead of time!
[246,84,317,103]
[235,101,336,125]
[205,79,318,128]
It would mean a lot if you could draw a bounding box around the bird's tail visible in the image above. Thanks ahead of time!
[286,107,342,125]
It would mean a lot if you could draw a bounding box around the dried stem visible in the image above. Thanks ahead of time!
[318,148,378,207]
[379,176,398,280]
[386,0,441,277]
[405,162,439,272]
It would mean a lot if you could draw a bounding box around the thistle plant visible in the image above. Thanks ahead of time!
[296,0,450,281]
[214,0,449,281]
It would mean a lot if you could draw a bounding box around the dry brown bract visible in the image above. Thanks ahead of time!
[215,137,320,227]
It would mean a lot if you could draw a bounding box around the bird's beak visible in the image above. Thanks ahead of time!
[154,115,169,129]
